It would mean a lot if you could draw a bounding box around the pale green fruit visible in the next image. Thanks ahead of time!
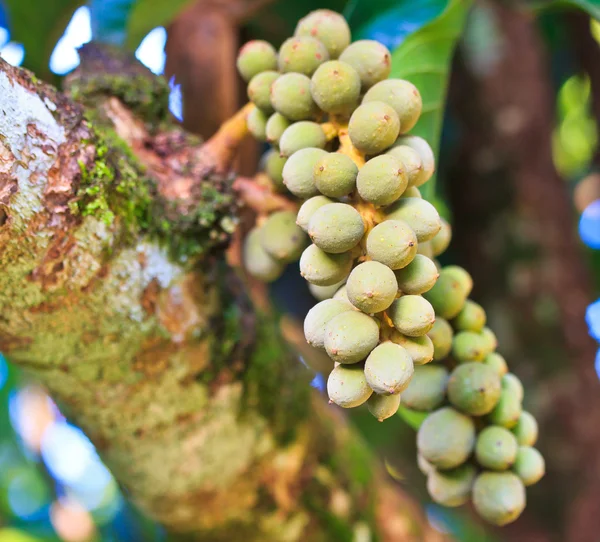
[300,244,353,286]
[452,330,489,362]
[282,147,327,198]
[480,326,498,354]
[243,228,284,282]
[247,70,278,113]
[476,426,519,470]
[310,60,361,114]
[427,318,454,361]
[418,453,435,475]
[386,145,423,188]
[431,218,452,257]
[513,446,545,486]
[384,197,441,242]
[237,40,278,81]
[363,79,422,133]
[304,299,354,349]
[333,284,352,304]
[402,365,449,411]
[247,107,268,141]
[448,362,501,416]
[392,332,434,366]
[296,195,334,232]
[417,407,476,470]
[423,270,467,320]
[364,341,414,395]
[367,392,402,421]
[327,363,373,408]
[271,73,317,121]
[427,464,477,507]
[443,265,473,297]
[393,135,435,187]
[502,373,524,402]
[484,352,509,377]
[389,295,435,337]
[394,254,439,295]
[417,240,434,258]
[263,149,287,191]
[324,311,380,364]
[339,40,391,90]
[309,280,345,301]
[512,411,538,446]
[356,154,408,206]
[472,472,526,526]
[295,9,351,59]
[260,210,308,263]
[278,36,329,75]
[488,388,523,429]
[266,112,291,145]
[346,261,399,314]
[313,152,358,198]
[308,203,365,253]
[348,101,400,155]
[366,220,417,270]
[280,122,327,157]
[402,185,422,198]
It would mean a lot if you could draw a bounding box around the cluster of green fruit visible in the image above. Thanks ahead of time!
[237,9,543,525]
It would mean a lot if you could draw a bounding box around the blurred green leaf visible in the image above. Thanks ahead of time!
[397,405,428,429]
[3,0,82,77]
[89,0,135,45]
[0,529,42,542]
[529,0,600,19]
[389,0,472,200]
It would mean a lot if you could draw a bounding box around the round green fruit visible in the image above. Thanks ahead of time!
[366,220,417,270]
[447,362,501,416]
[243,228,284,282]
[502,373,524,402]
[346,261,399,314]
[488,388,523,429]
[512,411,538,446]
[308,203,365,254]
[386,145,423,188]
[270,73,317,121]
[389,295,435,337]
[357,154,408,206]
[304,298,354,349]
[279,122,327,157]
[324,311,380,364]
[339,40,391,90]
[363,79,422,133]
[472,472,526,526]
[265,112,291,145]
[422,271,467,320]
[247,70,278,113]
[348,101,400,155]
[367,392,402,422]
[263,149,287,191]
[310,60,361,114]
[475,426,518,470]
[393,333,434,366]
[313,152,358,198]
[427,464,477,507]
[309,280,345,301]
[384,197,441,242]
[260,210,307,263]
[237,40,278,81]
[394,254,439,295]
[417,407,476,470]
[295,10,351,59]
[431,218,452,257]
[484,352,509,377]
[452,331,489,362]
[299,244,353,286]
[282,147,327,198]
[278,36,329,75]
[327,364,373,408]
[513,446,545,486]
[296,195,334,232]
[392,135,434,187]
[443,265,473,297]
[247,107,268,141]
[364,341,414,395]
[427,318,454,361]
[402,365,449,411]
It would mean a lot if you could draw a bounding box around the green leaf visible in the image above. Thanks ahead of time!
[397,405,428,430]
[125,0,196,50]
[529,0,600,19]
[89,0,136,45]
[3,0,83,77]
[389,0,472,200]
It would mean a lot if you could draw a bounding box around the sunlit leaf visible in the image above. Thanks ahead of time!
[397,405,428,430]
[3,0,83,77]
[388,0,473,200]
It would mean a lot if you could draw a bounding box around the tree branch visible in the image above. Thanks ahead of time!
[0,57,441,540]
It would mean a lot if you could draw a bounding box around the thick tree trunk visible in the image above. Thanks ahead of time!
[0,54,441,541]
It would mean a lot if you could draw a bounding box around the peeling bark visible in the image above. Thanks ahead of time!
[0,56,441,540]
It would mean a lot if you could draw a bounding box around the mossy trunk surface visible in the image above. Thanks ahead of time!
[0,51,441,541]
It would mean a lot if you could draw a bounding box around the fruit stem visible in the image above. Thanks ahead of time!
[233,175,298,214]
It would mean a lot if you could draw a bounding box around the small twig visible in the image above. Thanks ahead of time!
[233,175,298,214]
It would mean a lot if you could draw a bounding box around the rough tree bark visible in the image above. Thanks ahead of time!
[0,49,442,541]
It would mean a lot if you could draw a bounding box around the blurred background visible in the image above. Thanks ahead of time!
[0,0,600,540]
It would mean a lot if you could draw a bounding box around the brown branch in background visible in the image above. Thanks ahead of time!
[233,175,297,214]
